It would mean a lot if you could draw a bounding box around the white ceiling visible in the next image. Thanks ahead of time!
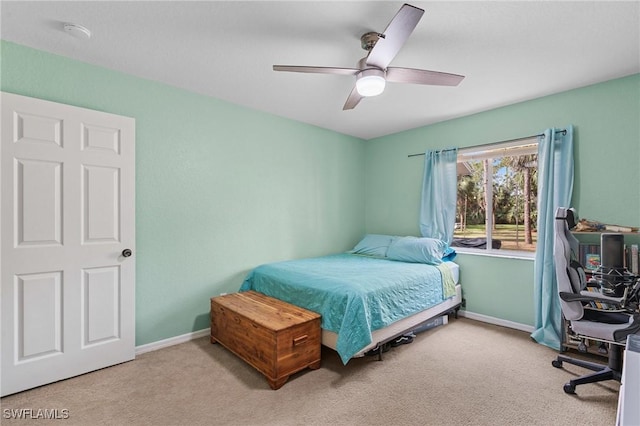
[2,1,639,140]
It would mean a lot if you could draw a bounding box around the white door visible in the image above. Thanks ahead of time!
[1,92,135,396]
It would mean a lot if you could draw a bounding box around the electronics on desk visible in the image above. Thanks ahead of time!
[602,233,625,269]
[580,241,639,275]
[631,244,638,275]
[588,234,639,305]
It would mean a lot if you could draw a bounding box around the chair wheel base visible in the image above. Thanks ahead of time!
[563,383,576,394]
[552,360,563,368]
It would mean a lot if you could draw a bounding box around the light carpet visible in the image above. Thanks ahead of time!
[0,318,619,425]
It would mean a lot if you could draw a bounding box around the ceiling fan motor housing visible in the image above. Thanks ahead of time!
[360,31,383,51]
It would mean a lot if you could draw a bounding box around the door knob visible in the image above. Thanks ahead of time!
[122,249,132,258]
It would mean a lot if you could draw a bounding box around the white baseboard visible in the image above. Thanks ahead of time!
[134,312,534,356]
[458,310,535,334]
[135,328,211,355]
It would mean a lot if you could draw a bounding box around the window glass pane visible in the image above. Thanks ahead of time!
[455,159,487,241]
[454,152,538,252]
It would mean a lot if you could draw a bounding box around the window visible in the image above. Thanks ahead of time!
[454,139,538,254]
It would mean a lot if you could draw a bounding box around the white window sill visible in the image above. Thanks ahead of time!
[453,247,536,261]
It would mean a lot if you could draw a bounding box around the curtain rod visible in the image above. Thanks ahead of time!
[407,129,567,158]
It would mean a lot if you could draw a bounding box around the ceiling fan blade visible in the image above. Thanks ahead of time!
[273,65,359,76]
[343,87,363,110]
[386,67,465,86]
[365,4,424,70]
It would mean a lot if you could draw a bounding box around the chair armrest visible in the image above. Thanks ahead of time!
[559,291,623,306]
[579,290,624,304]
[613,314,640,342]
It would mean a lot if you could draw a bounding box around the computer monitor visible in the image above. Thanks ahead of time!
[601,233,625,269]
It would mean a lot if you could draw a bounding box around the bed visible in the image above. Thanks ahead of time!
[239,236,462,364]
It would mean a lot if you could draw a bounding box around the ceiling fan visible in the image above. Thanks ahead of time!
[273,3,465,110]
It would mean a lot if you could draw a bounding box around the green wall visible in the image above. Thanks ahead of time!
[2,39,639,343]
[365,73,640,326]
[0,41,366,345]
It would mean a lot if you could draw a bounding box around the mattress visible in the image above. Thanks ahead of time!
[322,284,461,357]
[240,254,460,363]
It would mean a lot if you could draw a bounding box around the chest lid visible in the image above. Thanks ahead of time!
[212,291,320,331]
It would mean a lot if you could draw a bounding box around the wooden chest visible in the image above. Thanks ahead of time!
[210,291,321,389]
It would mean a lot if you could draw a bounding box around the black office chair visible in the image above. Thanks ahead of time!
[551,207,640,394]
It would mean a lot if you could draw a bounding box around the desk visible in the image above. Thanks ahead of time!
[616,334,640,426]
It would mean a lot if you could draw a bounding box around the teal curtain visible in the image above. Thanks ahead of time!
[420,148,458,244]
[531,126,574,350]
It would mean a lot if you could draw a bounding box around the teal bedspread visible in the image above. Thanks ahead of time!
[239,254,457,364]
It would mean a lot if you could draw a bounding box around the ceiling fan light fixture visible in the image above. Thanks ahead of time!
[356,69,386,97]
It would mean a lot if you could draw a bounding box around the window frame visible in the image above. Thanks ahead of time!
[454,138,539,260]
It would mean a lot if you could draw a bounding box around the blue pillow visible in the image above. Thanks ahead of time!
[386,236,448,264]
[350,234,395,257]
